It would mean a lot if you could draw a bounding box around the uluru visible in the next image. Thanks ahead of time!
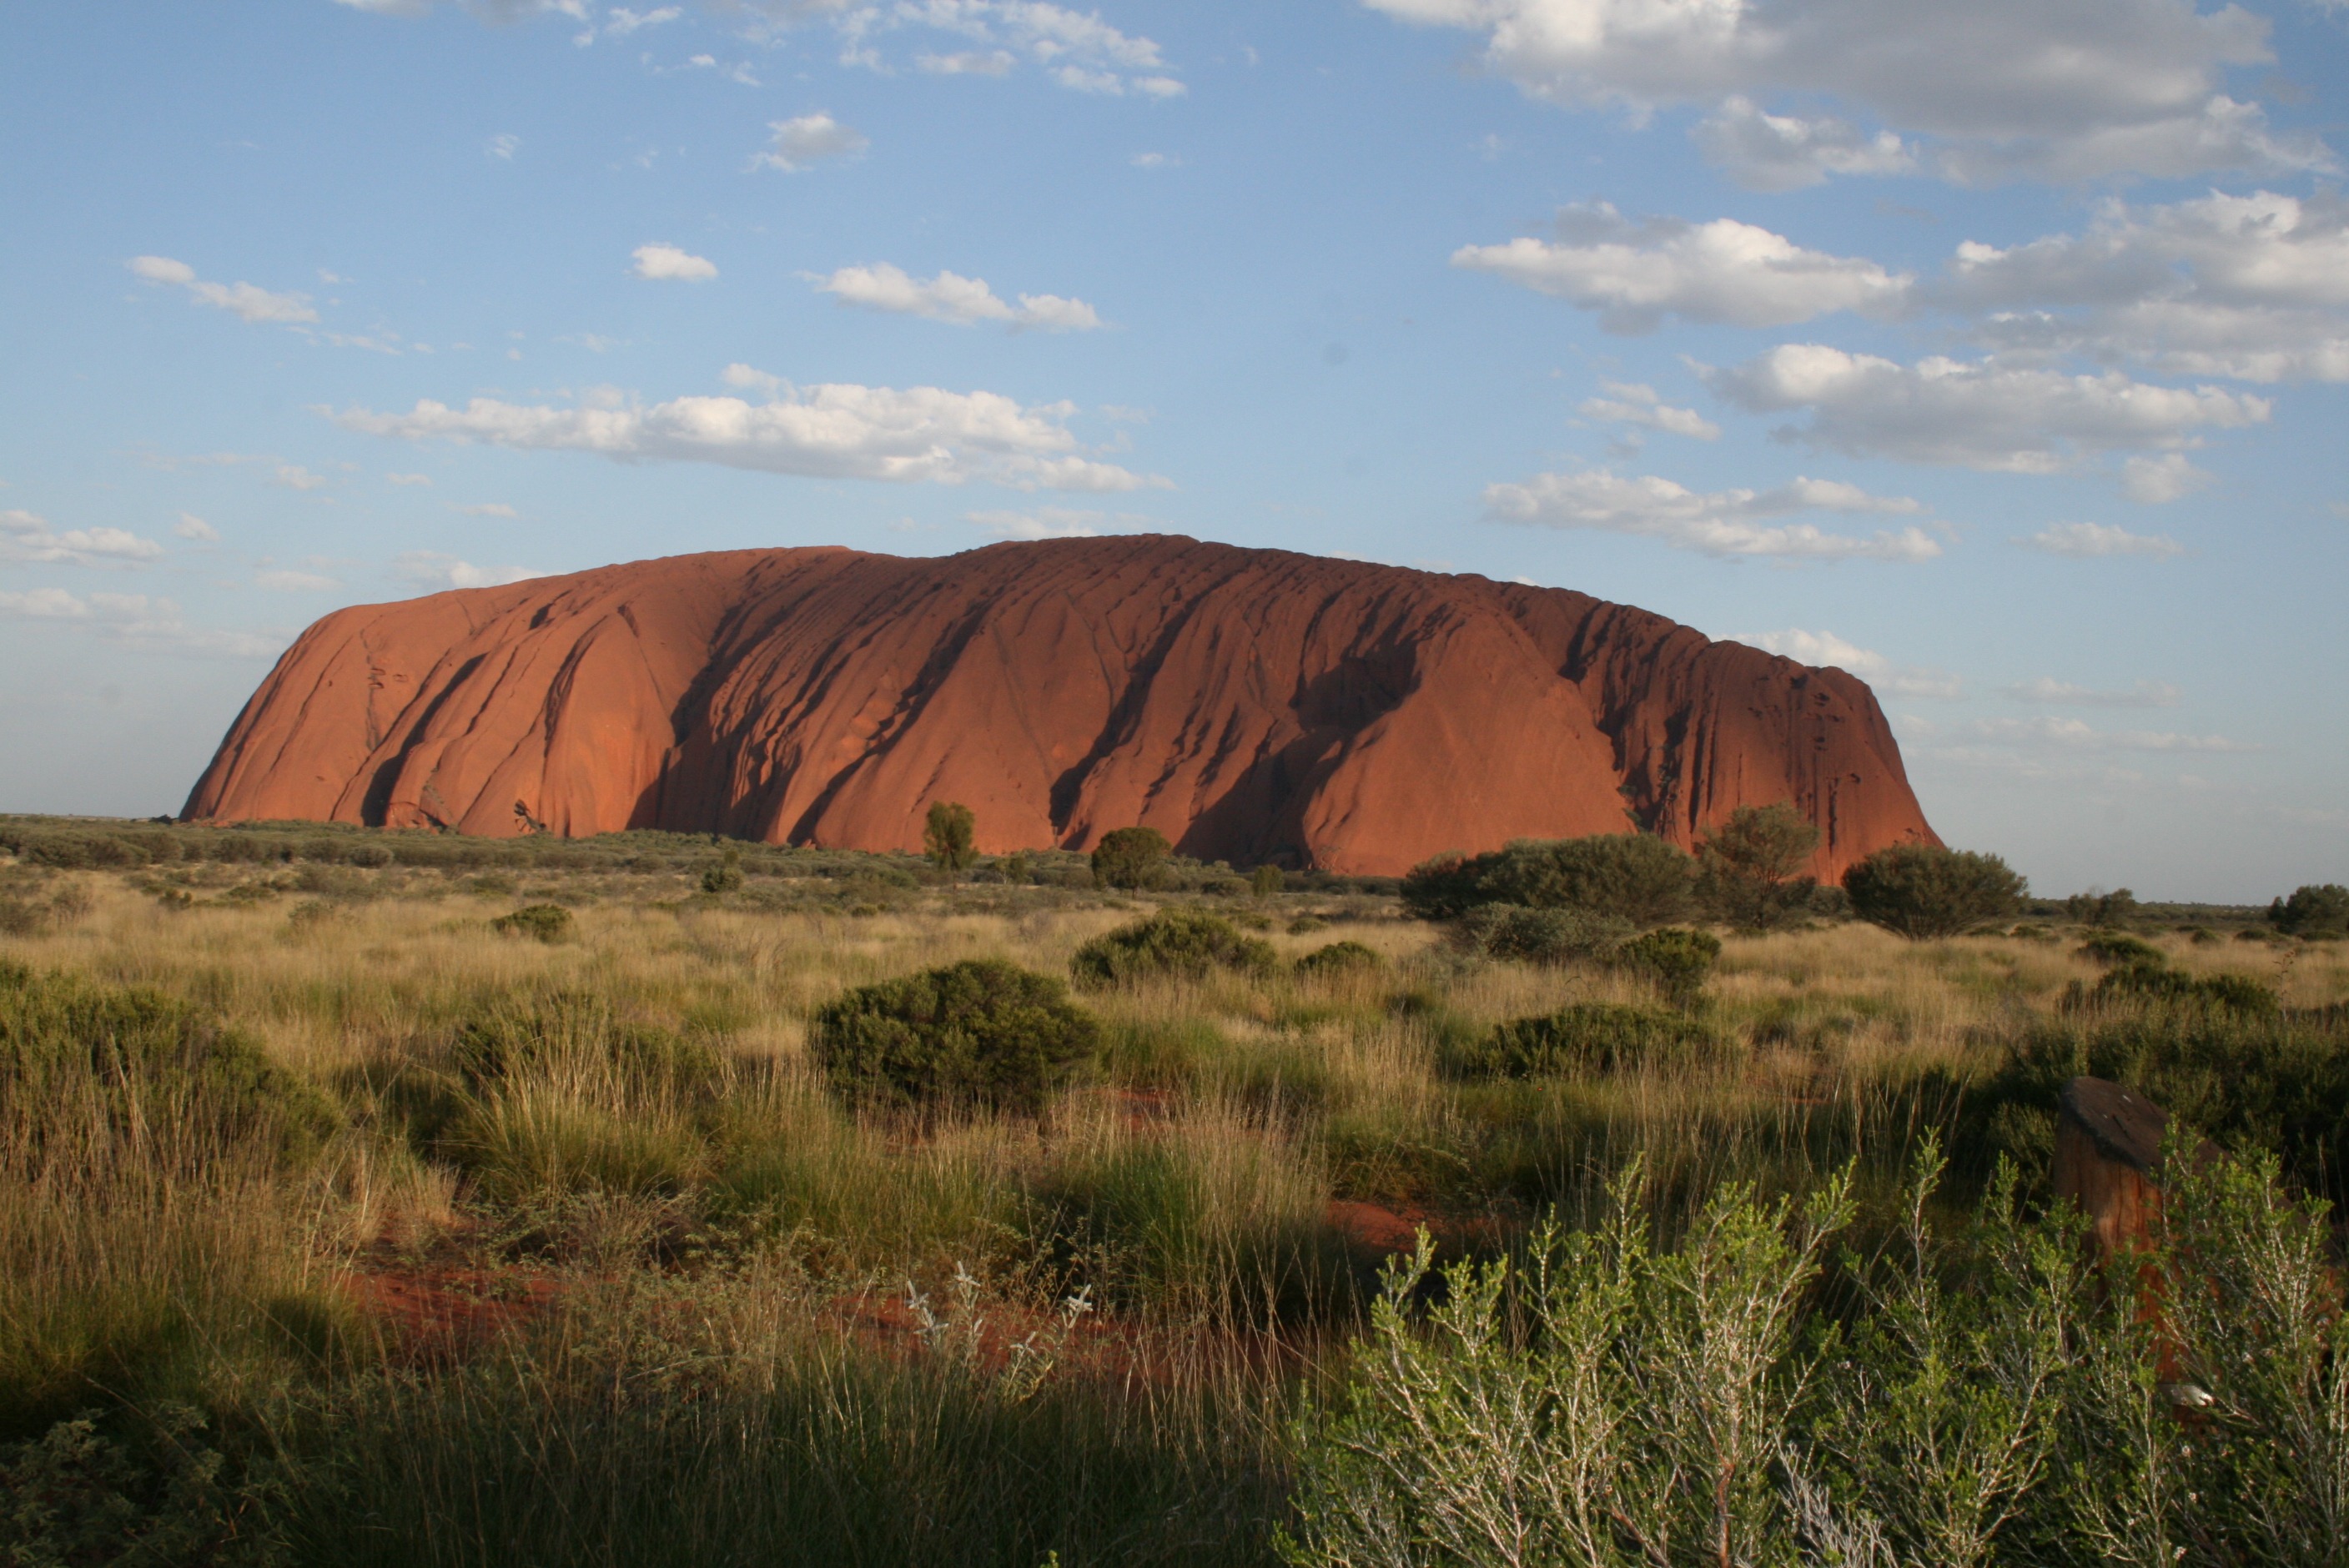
[181,535,1939,879]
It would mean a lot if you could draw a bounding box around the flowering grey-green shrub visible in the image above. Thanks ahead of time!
[1283,1145,2349,1568]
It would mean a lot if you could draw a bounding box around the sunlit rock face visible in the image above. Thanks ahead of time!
[184,535,1939,877]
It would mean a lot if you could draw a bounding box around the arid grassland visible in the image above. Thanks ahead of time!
[3,819,2346,1566]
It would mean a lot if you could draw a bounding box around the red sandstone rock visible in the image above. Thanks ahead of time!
[183,536,1940,877]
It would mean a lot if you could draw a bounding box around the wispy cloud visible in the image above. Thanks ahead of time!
[128,255,316,324]
[808,263,1103,330]
[2015,520,2186,559]
[1486,469,1939,560]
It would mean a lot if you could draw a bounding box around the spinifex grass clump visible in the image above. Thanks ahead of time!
[490,903,573,942]
[1293,940,1383,977]
[1446,1002,1718,1078]
[1070,908,1276,988]
[0,961,336,1165]
[1616,925,1721,1008]
[813,958,1099,1115]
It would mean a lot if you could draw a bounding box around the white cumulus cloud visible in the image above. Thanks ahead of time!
[752,113,868,172]
[1484,469,1940,560]
[174,513,220,542]
[1704,344,2268,473]
[1359,0,2331,185]
[0,510,167,566]
[1943,190,2349,384]
[2015,520,2186,558]
[128,255,317,324]
[1732,627,1964,699]
[809,263,1104,330]
[330,365,1167,492]
[1453,204,1909,333]
[631,243,717,281]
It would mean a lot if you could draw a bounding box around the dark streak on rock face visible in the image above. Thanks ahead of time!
[183,536,1940,877]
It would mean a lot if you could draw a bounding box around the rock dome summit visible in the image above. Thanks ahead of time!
[182,536,1940,877]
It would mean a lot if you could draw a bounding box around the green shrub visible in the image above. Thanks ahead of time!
[1089,827,1170,891]
[1842,844,2027,939]
[1616,926,1722,1008]
[812,959,1099,1115]
[0,962,336,1166]
[1250,865,1284,897]
[1293,941,1382,978]
[923,802,978,877]
[1448,1003,1718,1078]
[2269,882,2349,937]
[1401,835,1694,926]
[1450,904,1632,967]
[1695,803,1821,931]
[1069,910,1276,988]
[490,904,573,942]
[0,1405,269,1566]
[699,848,744,895]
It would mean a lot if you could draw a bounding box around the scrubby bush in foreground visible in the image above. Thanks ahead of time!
[1401,834,1694,927]
[1843,844,2026,939]
[812,959,1099,1115]
[1070,909,1276,988]
[1285,1148,2349,1568]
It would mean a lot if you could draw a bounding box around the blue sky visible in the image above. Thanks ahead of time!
[3,0,2344,901]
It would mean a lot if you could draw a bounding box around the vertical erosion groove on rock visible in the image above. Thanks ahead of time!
[181,535,1940,877]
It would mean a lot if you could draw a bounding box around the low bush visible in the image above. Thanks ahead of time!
[1446,1002,1718,1079]
[1615,926,1722,1008]
[1449,904,1632,967]
[698,849,743,895]
[1842,844,2027,939]
[1401,834,1695,926]
[1069,910,1276,988]
[490,904,572,942]
[812,959,1099,1115]
[922,802,977,877]
[1293,941,1382,978]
